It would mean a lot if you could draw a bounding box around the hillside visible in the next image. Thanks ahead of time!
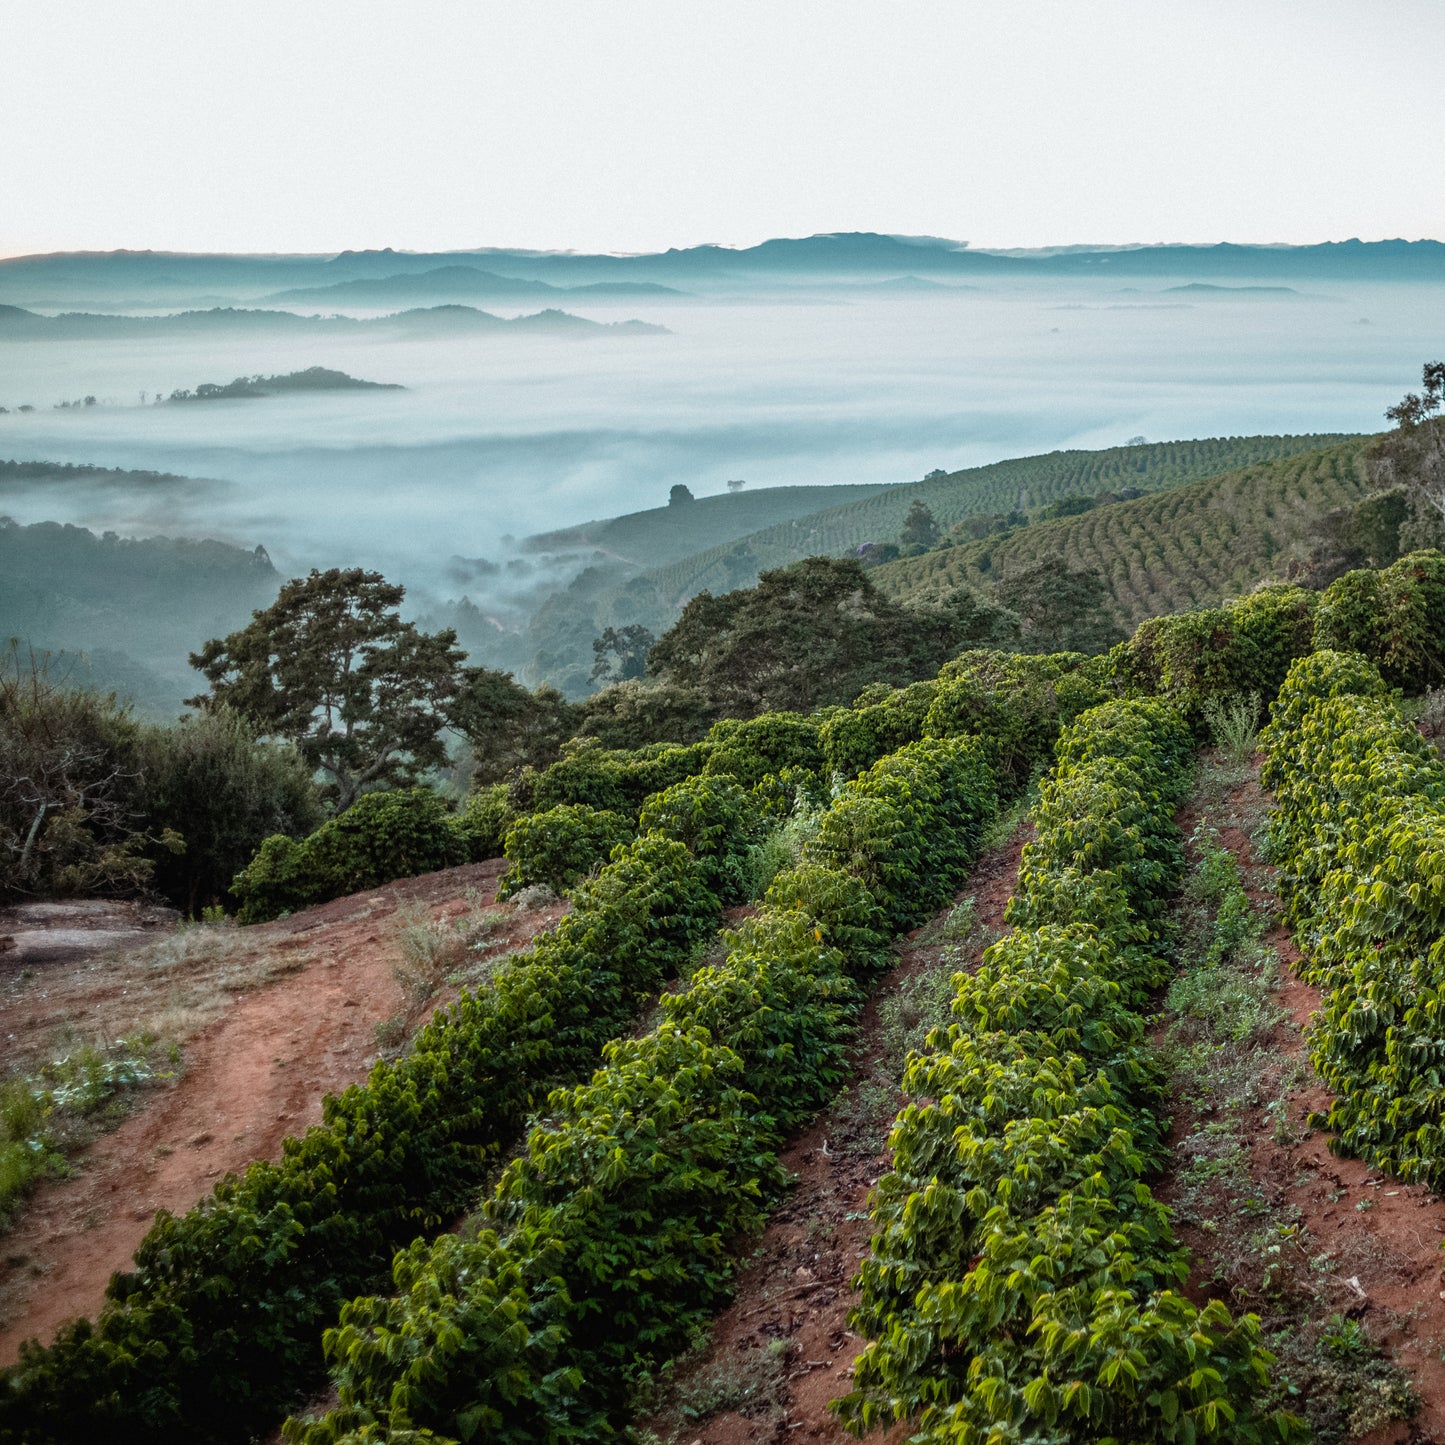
[524,481,892,569]
[0,304,669,341]
[869,437,1372,624]
[634,434,1351,606]
[0,515,279,713]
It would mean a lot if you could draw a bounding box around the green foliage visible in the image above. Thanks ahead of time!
[1,646,155,900]
[449,782,513,859]
[498,804,633,899]
[0,824,717,1445]
[923,650,1067,791]
[805,736,997,933]
[447,665,579,783]
[232,789,468,923]
[993,558,1122,654]
[834,698,1301,1445]
[1313,549,1445,692]
[1116,584,1318,728]
[646,556,1010,717]
[819,680,936,779]
[189,567,464,810]
[637,773,758,903]
[135,707,323,914]
[1259,648,1445,1185]
[702,712,823,790]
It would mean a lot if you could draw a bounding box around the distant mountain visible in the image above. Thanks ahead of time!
[263,266,686,306]
[2,234,1443,305]
[169,366,403,401]
[1163,283,1300,295]
[0,303,670,340]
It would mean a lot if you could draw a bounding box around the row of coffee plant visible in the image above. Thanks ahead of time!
[285,733,1000,1441]
[834,698,1306,1445]
[0,783,742,1444]
[1260,649,1445,1184]
[2,653,1079,1445]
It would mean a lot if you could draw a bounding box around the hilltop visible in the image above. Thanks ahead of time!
[263,266,685,307]
[2,234,1443,305]
[168,366,403,402]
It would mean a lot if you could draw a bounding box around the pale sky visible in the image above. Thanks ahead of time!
[4,0,1442,258]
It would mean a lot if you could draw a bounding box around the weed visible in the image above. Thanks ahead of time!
[373,1013,406,1051]
[1203,690,1262,764]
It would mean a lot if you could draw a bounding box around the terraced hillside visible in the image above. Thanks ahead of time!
[637,434,1352,605]
[870,437,1372,625]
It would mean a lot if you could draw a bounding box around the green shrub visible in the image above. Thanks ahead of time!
[637,773,759,904]
[1314,550,1445,693]
[232,788,465,923]
[497,804,633,899]
[702,712,823,791]
[450,781,514,859]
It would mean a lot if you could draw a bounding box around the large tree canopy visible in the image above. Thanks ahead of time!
[646,556,1014,716]
[190,568,464,809]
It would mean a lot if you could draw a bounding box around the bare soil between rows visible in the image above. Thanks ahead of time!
[642,824,1029,1445]
[1162,763,1445,1445]
[0,858,562,1366]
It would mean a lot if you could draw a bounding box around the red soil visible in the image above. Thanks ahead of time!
[644,826,1028,1445]
[1168,768,1445,1444]
[0,860,561,1366]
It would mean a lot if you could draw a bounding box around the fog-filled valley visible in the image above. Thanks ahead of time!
[3,234,1444,707]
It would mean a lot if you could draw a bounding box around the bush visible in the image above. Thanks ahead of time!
[1314,549,1445,693]
[637,773,759,903]
[497,804,633,899]
[232,789,465,923]
[450,782,513,859]
[702,712,823,791]
[135,708,323,915]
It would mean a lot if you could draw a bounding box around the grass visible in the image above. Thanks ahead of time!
[1160,758,1418,1444]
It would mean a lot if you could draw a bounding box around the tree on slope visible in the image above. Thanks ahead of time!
[1374,361,1445,549]
[189,568,464,810]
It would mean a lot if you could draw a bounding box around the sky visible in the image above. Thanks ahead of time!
[3,0,1443,258]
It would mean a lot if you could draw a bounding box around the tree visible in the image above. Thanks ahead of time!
[590,624,656,684]
[668,483,696,507]
[1,645,156,899]
[993,558,1122,654]
[137,707,322,915]
[647,556,1014,716]
[1373,361,1445,548]
[189,568,465,810]
[899,499,941,551]
[448,665,579,783]
[726,478,747,493]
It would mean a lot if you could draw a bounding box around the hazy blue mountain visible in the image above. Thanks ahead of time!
[0,304,670,340]
[3,234,1443,306]
[264,266,685,306]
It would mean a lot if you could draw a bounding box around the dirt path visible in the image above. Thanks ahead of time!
[642,824,1028,1445]
[1161,762,1445,1444]
[0,860,561,1366]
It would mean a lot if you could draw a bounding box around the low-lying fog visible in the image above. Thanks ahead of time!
[2,279,1443,616]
